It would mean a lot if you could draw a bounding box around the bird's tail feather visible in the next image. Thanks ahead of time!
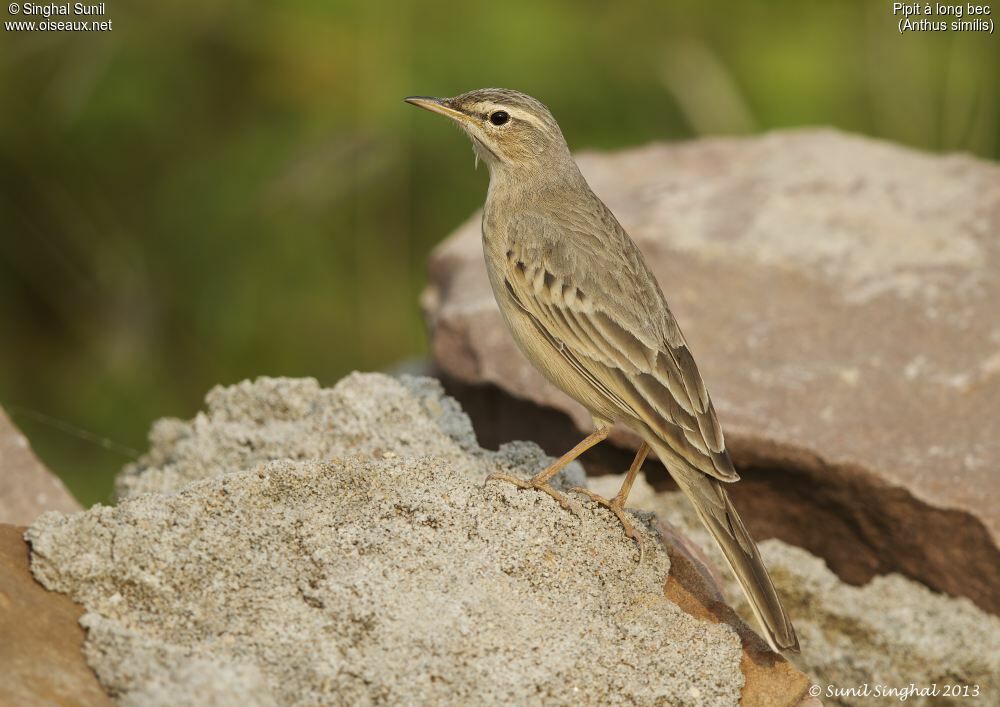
[653,442,799,653]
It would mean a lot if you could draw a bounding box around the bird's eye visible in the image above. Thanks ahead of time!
[489,111,510,126]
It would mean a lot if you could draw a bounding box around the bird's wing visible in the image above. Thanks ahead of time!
[502,209,737,482]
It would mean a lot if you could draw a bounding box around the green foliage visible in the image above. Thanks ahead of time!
[1,0,996,504]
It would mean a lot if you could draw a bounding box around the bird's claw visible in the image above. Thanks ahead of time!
[569,486,644,562]
[485,472,585,515]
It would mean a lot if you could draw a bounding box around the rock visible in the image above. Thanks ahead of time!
[421,129,1000,614]
[29,375,813,706]
[114,373,501,499]
[0,406,81,525]
[592,474,1000,707]
[0,523,112,706]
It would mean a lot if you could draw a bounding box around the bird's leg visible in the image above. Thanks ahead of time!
[486,426,610,512]
[571,442,649,549]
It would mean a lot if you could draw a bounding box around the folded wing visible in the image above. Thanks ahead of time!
[501,211,737,483]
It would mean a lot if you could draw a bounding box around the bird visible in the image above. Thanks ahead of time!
[406,88,799,653]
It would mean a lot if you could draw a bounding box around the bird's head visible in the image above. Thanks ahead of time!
[405,88,572,174]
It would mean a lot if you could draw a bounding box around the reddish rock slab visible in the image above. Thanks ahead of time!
[422,129,1000,613]
[0,406,81,525]
[0,523,112,706]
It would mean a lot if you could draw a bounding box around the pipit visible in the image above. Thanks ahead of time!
[406,88,799,653]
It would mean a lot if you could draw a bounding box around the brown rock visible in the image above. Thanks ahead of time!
[0,406,81,525]
[0,523,112,706]
[422,129,1000,613]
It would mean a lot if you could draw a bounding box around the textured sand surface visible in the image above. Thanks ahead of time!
[28,375,749,706]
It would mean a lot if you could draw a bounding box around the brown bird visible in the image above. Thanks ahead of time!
[406,88,799,653]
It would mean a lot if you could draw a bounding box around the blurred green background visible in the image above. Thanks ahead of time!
[1,1,997,505]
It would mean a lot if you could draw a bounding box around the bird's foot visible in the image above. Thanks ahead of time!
[485,472,584,515]
[569,487,644,561]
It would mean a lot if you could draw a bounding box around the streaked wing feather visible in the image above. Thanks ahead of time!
[504,278,635,416]
[504,213,737,482]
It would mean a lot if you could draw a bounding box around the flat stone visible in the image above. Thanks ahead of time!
[421,129,1000,613]
[0,523,112,706]
[29,375,813,705]
[0,406,81,525]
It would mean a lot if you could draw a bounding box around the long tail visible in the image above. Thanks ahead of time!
[653,442,799,653]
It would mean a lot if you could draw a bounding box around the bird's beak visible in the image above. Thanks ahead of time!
[404,96,474,125]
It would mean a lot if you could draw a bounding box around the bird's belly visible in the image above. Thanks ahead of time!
[489,278,620,425]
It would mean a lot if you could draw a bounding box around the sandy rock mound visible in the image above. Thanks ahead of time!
[27,375,813,706]
[114,374,483,499]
